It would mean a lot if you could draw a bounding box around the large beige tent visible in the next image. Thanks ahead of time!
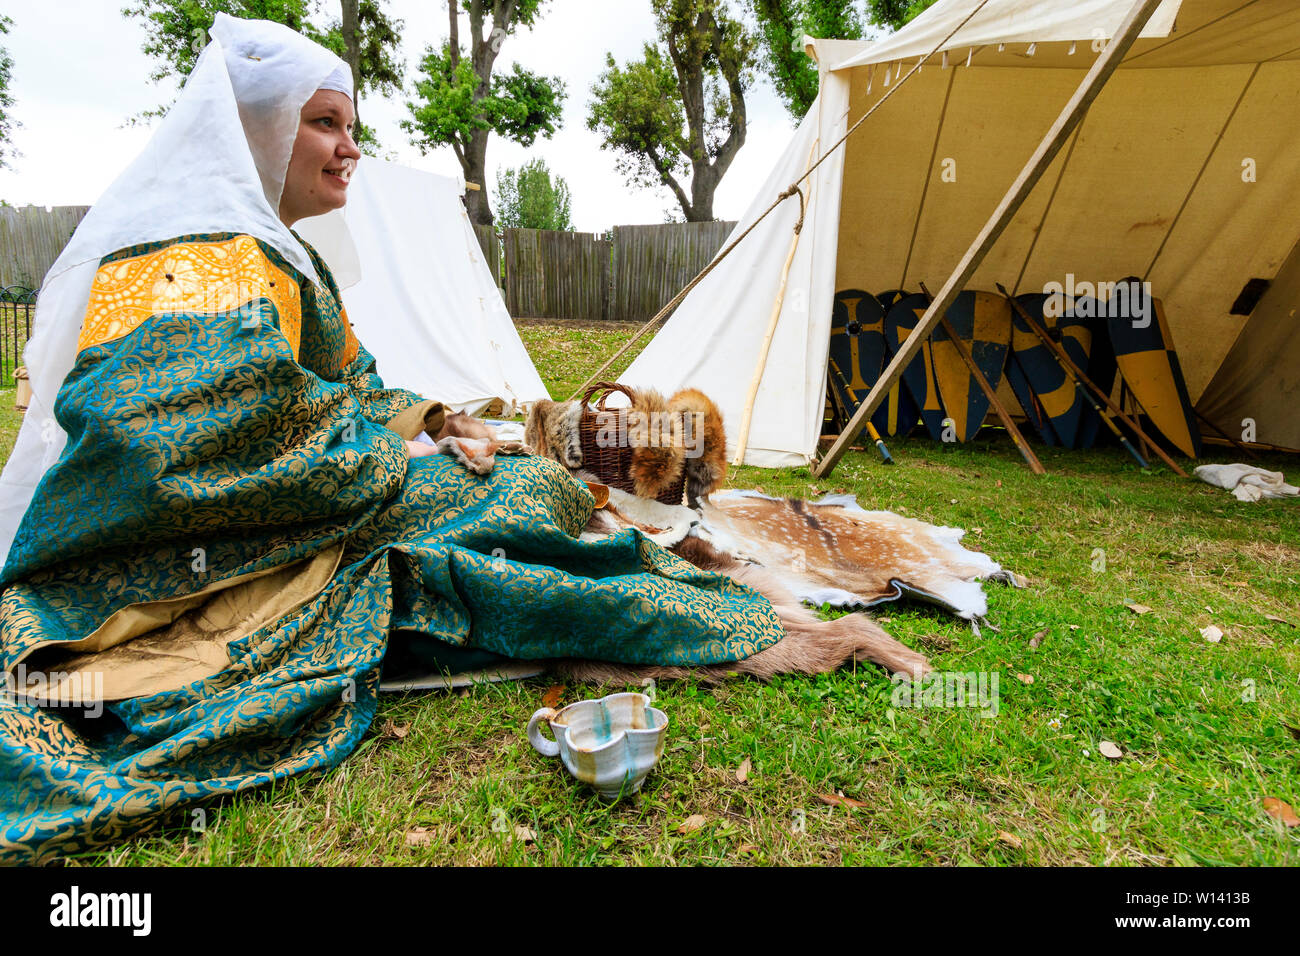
[618,0,1300,465]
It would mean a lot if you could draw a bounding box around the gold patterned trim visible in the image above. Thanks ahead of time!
[340,306,360,367]
[77,235,303,357]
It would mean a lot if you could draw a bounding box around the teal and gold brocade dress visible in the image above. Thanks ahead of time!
[0,232,782,862]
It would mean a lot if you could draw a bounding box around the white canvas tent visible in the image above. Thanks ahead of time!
[297,157,547,415]
[618,0,1300,465]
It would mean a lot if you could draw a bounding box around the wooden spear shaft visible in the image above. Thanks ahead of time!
[814,0,1167,479]
[1194,408,1258,461]
[916,283,1045,474]
[997,283,1189,477]
[998,286,1148,468]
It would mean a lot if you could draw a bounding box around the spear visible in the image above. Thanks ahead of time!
[996,283,1187,477]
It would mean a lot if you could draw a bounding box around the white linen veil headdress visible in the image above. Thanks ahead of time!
[0,14,355,567]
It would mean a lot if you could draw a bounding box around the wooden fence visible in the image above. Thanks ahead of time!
[472,223,501,286]
[503,228,611,322]
[500,220,735,322]
[0,205,90,288]
[609,221,736,323]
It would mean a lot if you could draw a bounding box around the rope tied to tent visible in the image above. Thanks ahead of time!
[778,183,806,234]
[566,0,993,402]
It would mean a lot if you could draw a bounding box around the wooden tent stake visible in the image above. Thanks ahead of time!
[918,283,1045,474]
[814,0,1167,479]
[998,286,1148,469]
[997,283,1188,477]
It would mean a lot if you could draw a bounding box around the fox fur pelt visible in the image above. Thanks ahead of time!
[670,388,727,508]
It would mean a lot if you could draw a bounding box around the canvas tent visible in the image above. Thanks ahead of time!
[617,0,1300,466]
[296,157,547,416]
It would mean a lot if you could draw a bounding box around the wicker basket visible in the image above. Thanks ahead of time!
[577,381,686,506]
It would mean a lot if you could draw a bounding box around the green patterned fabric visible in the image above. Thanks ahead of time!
[0,233,782,863]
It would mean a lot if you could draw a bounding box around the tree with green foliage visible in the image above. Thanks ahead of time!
[587,0,756,223]
[122,0,404,152]
[403,1,565,226]
[749,0,941,119]
[493,158,571,231]
[749,0,862,120]
[866,0,939,30]
[0,16,18,171]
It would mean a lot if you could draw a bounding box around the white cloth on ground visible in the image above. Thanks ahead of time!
[1194,463,1300,502]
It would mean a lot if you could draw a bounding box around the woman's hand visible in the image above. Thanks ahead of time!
[405,440,439,458]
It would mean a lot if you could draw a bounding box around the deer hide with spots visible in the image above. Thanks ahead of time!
[695,490,1019,621]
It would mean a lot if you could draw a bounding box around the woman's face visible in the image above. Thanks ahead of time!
[278,89,362,226]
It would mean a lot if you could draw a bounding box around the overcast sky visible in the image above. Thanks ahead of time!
[0,0,816,232]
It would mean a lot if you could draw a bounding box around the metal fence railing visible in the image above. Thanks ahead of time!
[1,286,37,388]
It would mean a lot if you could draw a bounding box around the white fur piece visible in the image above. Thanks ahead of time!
[435,435,497,474]
[597,487,699,547]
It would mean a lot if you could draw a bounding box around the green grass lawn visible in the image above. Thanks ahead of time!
[2,327,1297,866]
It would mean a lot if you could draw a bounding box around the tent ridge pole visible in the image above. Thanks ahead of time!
[813,0,1168,479]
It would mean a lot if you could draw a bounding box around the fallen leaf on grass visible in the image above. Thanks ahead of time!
[379,720,410,739]
[541,684,565,709]
[1015,674,1034,685]
[677,814,707,833]
[817,793,869,808]
[1262,797,1300,827]
[1264,614,1294,627]
[1098,741,1123,759]
[1200,625,1224,643]
[1068,624,1081,631]
[996,830,1023,848]
[1126,604,1152,615]
[513,825,538,843]
[736,757,751,784]
[1029,629,1048,649]
[405,828,432,847]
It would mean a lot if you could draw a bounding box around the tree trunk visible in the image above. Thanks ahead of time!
[688,163,717,222]
[463,127,493,224]
[340,0,362,128]
[448,0,459,70]
[661,8,746,223]
[460,0,507,226]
